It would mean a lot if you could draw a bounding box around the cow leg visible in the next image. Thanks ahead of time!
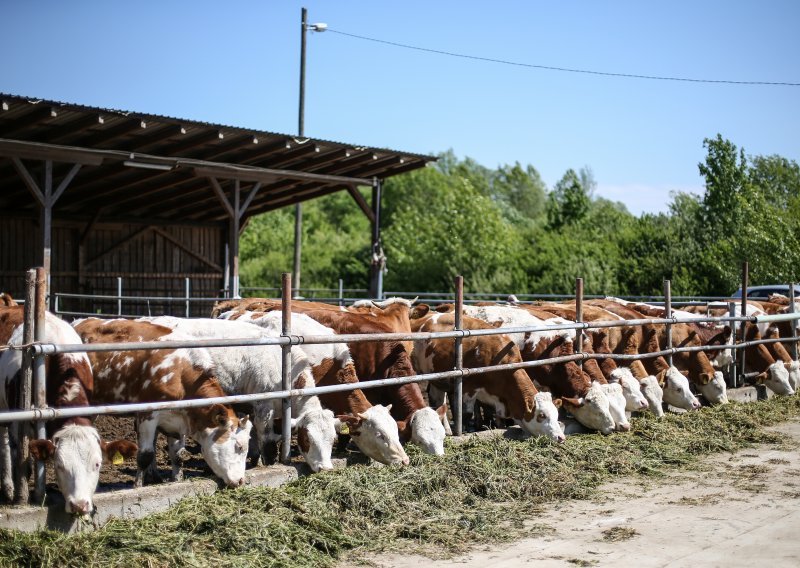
[254,404,279,466]
[166,435,190,482]
[134,414,160,488]
[0,425,12,503]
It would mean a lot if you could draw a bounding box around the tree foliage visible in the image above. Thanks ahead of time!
[240,136,800,297]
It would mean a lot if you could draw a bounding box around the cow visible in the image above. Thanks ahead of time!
[633,300,795,397]
[227,310,443,458]
[409,309,567,441]
[584,300,706,410]
[219,303,445,459]
[511,303,651,415]
[72,318,252,488]
[424,304,615,434]
[600,382,630,431]
[1,306,136,516]
[142,316,339,473]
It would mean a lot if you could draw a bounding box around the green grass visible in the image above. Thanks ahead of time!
[2,396,799,568]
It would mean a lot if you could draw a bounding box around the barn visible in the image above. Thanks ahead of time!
[0,93,435,314]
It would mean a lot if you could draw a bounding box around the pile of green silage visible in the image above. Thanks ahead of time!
[2,396,799,568]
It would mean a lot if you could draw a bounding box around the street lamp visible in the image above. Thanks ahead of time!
[293,7,326,297]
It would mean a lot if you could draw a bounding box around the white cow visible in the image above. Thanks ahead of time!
[217,311,413,464]
[144,316,337,473]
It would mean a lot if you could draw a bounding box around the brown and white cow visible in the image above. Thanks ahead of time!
[218,309,414,464]
[72,318,252,488]
[683,302,798,395]
[409,309,566,441]
[426,304,617,434]
[517,303,651,416]
[219,301,446,458]
[585,299,706,410]
[142,316,339,473]
[1,307,136,515]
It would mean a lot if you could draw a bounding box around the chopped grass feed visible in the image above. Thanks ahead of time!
[1,396,799,568]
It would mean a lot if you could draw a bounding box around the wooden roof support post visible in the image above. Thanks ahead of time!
[209,177,261,298]
[368,178,384,300]
[11,158,82,306]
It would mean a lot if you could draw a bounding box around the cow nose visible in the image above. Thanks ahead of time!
[400,455,410,466]
[692,400,702,409]
[69,499,90,515]
[317,463,334,472]
[639,400,649,409]
[557,434,566,444]
[617,423,631,432]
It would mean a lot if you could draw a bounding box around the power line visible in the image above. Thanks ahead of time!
[327,28,800,87]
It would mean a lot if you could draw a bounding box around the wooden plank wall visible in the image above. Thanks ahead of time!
[0,216,225,317]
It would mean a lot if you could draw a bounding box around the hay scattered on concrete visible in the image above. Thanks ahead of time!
[1,396,799,568]
[601,526,639,542]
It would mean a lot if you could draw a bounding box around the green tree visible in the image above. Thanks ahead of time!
[546,168,591,229]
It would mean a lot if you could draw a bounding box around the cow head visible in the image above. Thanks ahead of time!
[28,424,137,516]
[406,404,448,456]
[787,360,800,392]
[337,404,409,466]
[639,375,665,417]
[600,382,631,432]
[609,367,649,412]
[561,382,615,435]
[658,367,701,410]
[194,406,252,487]
[292,408,337,472]
[695,370,728,405]
[757,362,795,395]
[521,392,565,442]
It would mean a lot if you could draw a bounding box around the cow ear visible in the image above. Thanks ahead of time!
[560,397,583,408]
[553,398,563,408]
[336,414,363,432]
[210,404,230,428]
[435,403,448,419]
[29,439,56,461]
[396,419,411,442]
[410,304,430,319]
[101,440,138,463]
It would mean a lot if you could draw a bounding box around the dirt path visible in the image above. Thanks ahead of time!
[351,420,800,568]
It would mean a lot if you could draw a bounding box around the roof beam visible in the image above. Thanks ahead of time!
[346,185,376,224]
[79,117,147,147]
[0,139,104,166]
[1,106,58,137]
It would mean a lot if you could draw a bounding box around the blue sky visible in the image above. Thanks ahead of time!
[2,1,798,215]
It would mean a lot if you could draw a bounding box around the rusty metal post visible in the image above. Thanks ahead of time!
[664,280,673,367]
[789,283,798,361]
[453,276,464,436]
[280,273,293,464]
[728,302,739,388]
[740,262,749,384]
[33,267,48,503]
[575,278,584,370]
[13,270,36,504]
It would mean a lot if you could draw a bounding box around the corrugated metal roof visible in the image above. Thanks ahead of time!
[0,93,435,224]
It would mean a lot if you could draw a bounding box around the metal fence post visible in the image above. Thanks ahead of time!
[338,279,344,307]
[789,283,798,361]
[740,262,749,384]
[117,277,123,316]
[185,278,191,318]
[14,269,36,504]
[575,278,583,371]
[33,267,48,503]
[728,302,738,388]
[664,280,673,368]
[280,273,293,464]
[453,275,464,437]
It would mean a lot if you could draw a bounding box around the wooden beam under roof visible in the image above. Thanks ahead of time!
[0,139,104,166]
[0,105,58,137]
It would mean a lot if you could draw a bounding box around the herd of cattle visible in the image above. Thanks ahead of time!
[1,292,799,518]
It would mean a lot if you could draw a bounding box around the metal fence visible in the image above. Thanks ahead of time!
[3,266,800,506]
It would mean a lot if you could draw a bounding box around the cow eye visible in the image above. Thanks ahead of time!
[95,462,101,471]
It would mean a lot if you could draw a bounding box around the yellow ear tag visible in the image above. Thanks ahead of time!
[339,424,349,435]
[111,451,124,465]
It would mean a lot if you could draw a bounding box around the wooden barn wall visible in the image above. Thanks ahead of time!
[0,216,225,317]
